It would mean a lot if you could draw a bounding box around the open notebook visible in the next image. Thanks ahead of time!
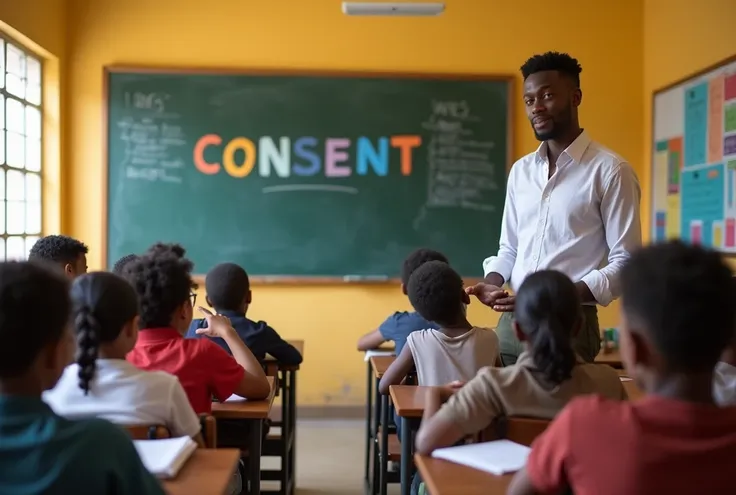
[431,440,531,476]
[133,436,197,479]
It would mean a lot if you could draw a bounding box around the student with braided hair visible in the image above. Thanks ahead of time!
[44,271,202,441]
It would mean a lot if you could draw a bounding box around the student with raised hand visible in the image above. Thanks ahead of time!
[414,270,624,455]
[28,234,89,279]
[187,262,302,365]
[357,248,447,353]
[0,261,164,494]
[43,272,203,442]
[508,241,736,495]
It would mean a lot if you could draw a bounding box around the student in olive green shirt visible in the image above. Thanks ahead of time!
[0,260,164,495]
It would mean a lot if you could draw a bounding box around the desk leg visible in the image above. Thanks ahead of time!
[249,420,263,495]
[379,394,389,495]
[400,417,413,495]
[287,370,297,495]
[364,360,373,491]
[279,371,289,495]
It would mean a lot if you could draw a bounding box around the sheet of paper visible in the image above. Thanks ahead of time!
[431,440,530,476]
[364,349,394,362]
[225,394,248,402]
[133,436,197,479]
[619,376,633,382]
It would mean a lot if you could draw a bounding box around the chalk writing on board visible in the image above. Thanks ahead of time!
[117,104,186,184]
[422,101,497,212]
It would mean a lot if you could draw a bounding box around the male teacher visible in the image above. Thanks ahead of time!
[468,51,642,366]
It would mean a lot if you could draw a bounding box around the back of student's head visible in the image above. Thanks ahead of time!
[71,272,139,395]
[401,248,449,289]
[0,261,71,384]
[514,270,581,385]
[121,243,194,330]
[112,254,138,275]
[407,260,465,327]
[205,263,250,312]
[620,241,735,372]
[28,235,88,277]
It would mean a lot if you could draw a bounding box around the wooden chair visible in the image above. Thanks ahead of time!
[199,414,217,448]
[478,416,551,446]
[123,424,171,440]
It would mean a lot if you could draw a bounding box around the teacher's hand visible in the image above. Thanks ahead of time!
[465,283,508,308]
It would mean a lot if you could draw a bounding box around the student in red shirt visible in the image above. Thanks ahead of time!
[122,243,270,447]
[507,240,736,495]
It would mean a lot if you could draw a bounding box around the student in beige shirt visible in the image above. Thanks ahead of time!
[415,270,625,455]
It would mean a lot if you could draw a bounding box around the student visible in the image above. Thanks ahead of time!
[414,270,625,455]
[357,248,447,354]
[113,253,138,275]
[43,272,202,441]
[28,234,88,279]
[508,241,736,495]
[121,243,270,448]
[187,262,302,365]
[0,261,164,494]
[379,260,499,394]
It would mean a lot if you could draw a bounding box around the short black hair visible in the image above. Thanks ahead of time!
[205,263,250,312]
[0,261,71,377]
[112,254,138,275]
[407,260,464,326]
[121,243,194,329]
[520,51,582,88]
[401,248,449,287]
[28,235,88,266]
[621,241,735,372]
[71,272,139,394]
[514,270,580,385]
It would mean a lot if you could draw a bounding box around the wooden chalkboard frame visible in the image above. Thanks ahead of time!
[650,53,736,255]
[102,66,515,284]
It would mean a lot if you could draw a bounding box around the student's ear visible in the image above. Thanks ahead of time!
[205,296,213,308]
[245,290,252,305]
[461,290,471,305]
[123,316,140,340]
[513,320,527,342]
[401,283,407,295]
[63,263,74,278]
[572,87,582,107]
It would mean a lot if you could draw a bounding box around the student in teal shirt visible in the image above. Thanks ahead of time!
[0,260,164,495]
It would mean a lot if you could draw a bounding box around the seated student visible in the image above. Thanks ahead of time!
[0,261,164,494]
[379,260,499,395]
[714,337,736,405]
[43,272,202,442]
[508,241,736,495]
[28,234,88,279]
[121,243,270,448]
[112,253,138,275]
[414,270,625,455]
[187,262,302,365]
[357,248,447,354]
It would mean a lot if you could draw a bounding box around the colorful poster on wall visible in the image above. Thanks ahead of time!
[651,56,736,254]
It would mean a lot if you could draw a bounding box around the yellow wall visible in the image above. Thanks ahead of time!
[63,0,644,406]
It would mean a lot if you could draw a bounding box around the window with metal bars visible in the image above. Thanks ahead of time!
[0,33,43,260]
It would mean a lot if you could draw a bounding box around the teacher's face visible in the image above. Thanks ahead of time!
[523,70,580,141]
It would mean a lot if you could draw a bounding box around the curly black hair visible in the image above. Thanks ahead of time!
[401,248,449,287]
[112,254,138,275]
[71,272,139,395]
[121,243,194,329]
[520,51,582,88]
[28,235,88,266]
[0,261,71,378]
[205,263,249,312]
[621,240,735,372]
[407,260,464,327]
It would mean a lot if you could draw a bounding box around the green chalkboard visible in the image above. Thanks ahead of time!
[105,68,512,280]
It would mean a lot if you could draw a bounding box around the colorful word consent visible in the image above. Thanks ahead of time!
[193,135,422,178]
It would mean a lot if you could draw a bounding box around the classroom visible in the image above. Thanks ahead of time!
[0,0,735,494]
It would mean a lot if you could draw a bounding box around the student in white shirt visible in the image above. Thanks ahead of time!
[467,51,642,365]
[44,272,202,441]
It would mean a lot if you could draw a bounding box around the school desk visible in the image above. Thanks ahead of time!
[363,349,395,494]
[414,453,513,495]
[163,448,241,495]
[371,355,397,495]
[211,376,277,495]
[262,339,304,495]
[595,349,623,368]
[390,384,431,495]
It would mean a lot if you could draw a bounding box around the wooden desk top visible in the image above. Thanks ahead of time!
[264,339,304,371]
[389,384,430,418]
[595,349,622,367]
[164,449,240,495]
[370,355,396,379]
[617,370,644,400]
[211,376,276,419]
[415,454,512,495]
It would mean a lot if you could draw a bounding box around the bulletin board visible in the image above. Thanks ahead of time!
[651,55,736,253]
